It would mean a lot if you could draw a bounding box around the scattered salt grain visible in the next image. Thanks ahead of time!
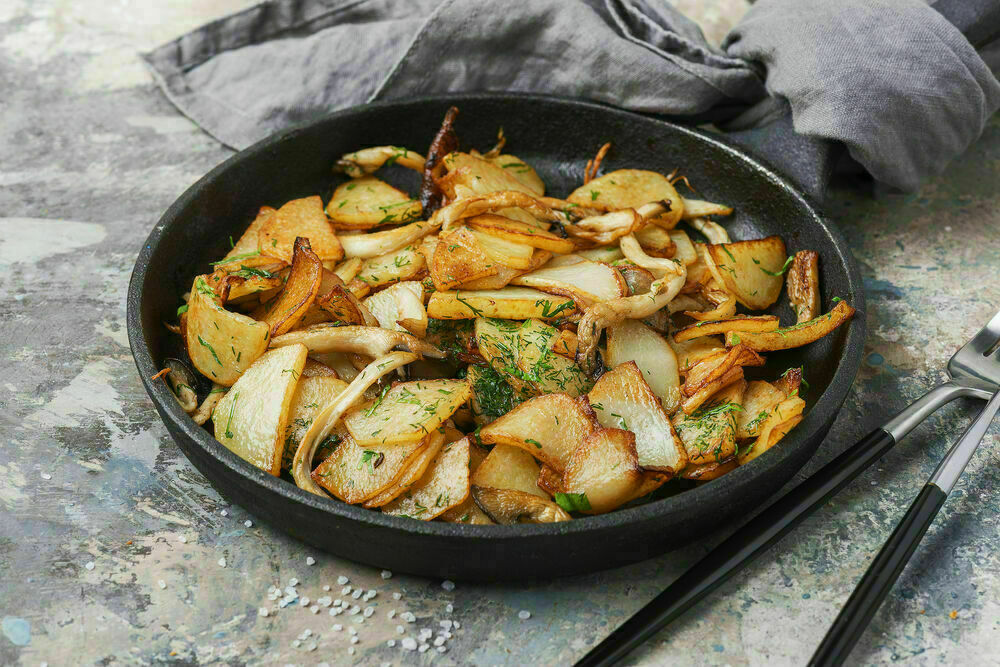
[387,640,396,647]
[418,644,429,653]
[400,611,416,623]
[387,609,396,619]
[291,639,301,648]
[337,575,349,585]
[85,561,95,571]
[178,536,187,544]
[401,638,417,651]
[437,646,447,654]
[441,580,455,591]
[433,636,445,647]
[306,641,317,652]
[306,556,316,566]
[217,558,227,568]
[300,597,311,607]
[352,589,363,600]
[342,586,352,595]
[439,620,453,631]
[310,606,320,614]
[518,610,531,620]
[396,625,405,634]
[347,647,355,655]
[289,577,299,587]
[354,616,365,624]
[41,472,51,480]
[350,636,359,645]
[332,624,343,632]
[364,607,374,618]
[393,592,402,600]
[244,520,253,528]
[381,569,393,579]
[221,509,228,517]
[323,585,331,592]
[258,607,269,617]
[348,627,357,636]
[445,603,454,613]
[453,621,460,630]
[318,596,332,607]
[301,629,313,638]
[158,580,167,590]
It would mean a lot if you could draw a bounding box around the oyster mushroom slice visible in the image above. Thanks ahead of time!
[162,357,200,413]
[334,146,426,178]
[270,325,444,360]
[291,351,417,496]
[470,485,571,524]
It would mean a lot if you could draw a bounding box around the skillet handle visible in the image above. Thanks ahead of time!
[574,427,896,667]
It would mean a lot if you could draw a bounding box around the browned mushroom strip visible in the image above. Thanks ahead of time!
[420,106,460,215]
[470,485,571,524]
[270,324,444,359]
[191,384,226,425]
[787,250,820,323]
[334,146,426,178]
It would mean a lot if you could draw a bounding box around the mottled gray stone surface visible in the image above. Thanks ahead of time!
[1,1,998,665]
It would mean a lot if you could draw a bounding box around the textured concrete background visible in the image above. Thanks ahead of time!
[2,1,999,665]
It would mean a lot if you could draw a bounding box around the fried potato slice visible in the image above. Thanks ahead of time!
[460,249,552,290]
[516,319,593,397]
[326,176,421,228]
[431,226,499,290]
[382,437,471,520]
[669,335,726,374]
[363,281,426,336]
[441,152,543,197]
[536,465,563,496]
[606,319,681,413]
[725,301,856,351]
[439,442,495,524]
[586,362,687,473]
[682,344,764,398]
[787,250,820,323]
[219,207,276,260]
[343,378,471,447]
[511,259,628,306]
[362,429,446,508]
[186,275,270,386]
[478,393,596,473]
[735,380,790,440]
[311,433,427,504]
[259,196,344,263]
[739,414,804,466]
[672,380,744,466]
[471,443,548,498]
[260,237,323,337]
[315,282,374,327]
[483,153,546,195]
[704,236,787,310]
[280,375,349,470]
[680,197,733,219]
[347,244,426,298]
[427,287,576,321]
[212,343,307,475]
[470,228,536,270]
[634,224,677,258]
[474,317,534,399]
[333,257,363,284]
[551,328,579,359]
[576,246,625,263]
[339,221,435,259]
[562,428,643,514]
[466,213,574,254]
[568,169,683,228]
[673,315,780,343]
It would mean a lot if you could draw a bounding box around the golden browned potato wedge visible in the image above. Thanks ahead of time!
[314,282,374,327]
[339,221,435,259]
[260,237,323,337]
[562,428,643,514]
[586,362,687,473]
[536,465,563,496]
[471,443,548,498]
[683,282,737,322]
[634,224,677,258]
[725,300,856,351]
[333,257,363,284]
[343,378,471,446]
[680,197,733,219]
[669,335,727,374]
[478,393,596,473]
[441,152,542,197]
[427,287,576,321]
[431,226,500,290]
[466,214,574,254]
[470,228,536,270]
[736,380,789,440]
[461,249,552,290]
[347,244,426,298]
[439,442,495,524]
[224,206,275,258]
[382,437,471,520]
[362,429,446,508]
[551,328,579,359]
[673,315,780,343]
[280,375,349,470]
[568,169,683,228]
[683,344,764,398]
[511,259,628,306]
[606,319,681,413]
[787,250,820,323]
[258,195,344,263]
[185,275,270,386]
[470,486,571,524]
[516,319,593,397]
[672,380,744,466]
[483,153,546,195]
[363,281,426,336]
[326,175,421,228]
[704,236,787,310]
[311,433,427,504]
[212,343,308,475]
[739,414,804,466]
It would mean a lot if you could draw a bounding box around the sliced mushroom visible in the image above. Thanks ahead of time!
[787,250,820,323]
[191,383,226,425]
[470,485,571,524]
[334,146,426,178]
[162,357,200,413]
[687,216,730,244]
[431,191,562,233]
[420,106,460,215]
[270,324,444,359]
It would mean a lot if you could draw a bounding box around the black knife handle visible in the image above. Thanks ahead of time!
[809,483,948,666]
[575,427,897,667]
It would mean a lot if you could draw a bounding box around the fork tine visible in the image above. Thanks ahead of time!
[963,307,1000,356]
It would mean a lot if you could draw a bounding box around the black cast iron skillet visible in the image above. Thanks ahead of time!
[127,94,865,581]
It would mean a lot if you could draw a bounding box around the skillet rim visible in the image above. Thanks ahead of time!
[127,92,866,541]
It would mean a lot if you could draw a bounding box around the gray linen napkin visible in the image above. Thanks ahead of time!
[143,0,1000,196]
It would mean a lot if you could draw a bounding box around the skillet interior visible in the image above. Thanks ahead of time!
[127,94,865,581]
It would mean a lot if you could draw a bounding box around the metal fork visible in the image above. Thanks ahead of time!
[810,310,1000,665]
[576,307,1000,667]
